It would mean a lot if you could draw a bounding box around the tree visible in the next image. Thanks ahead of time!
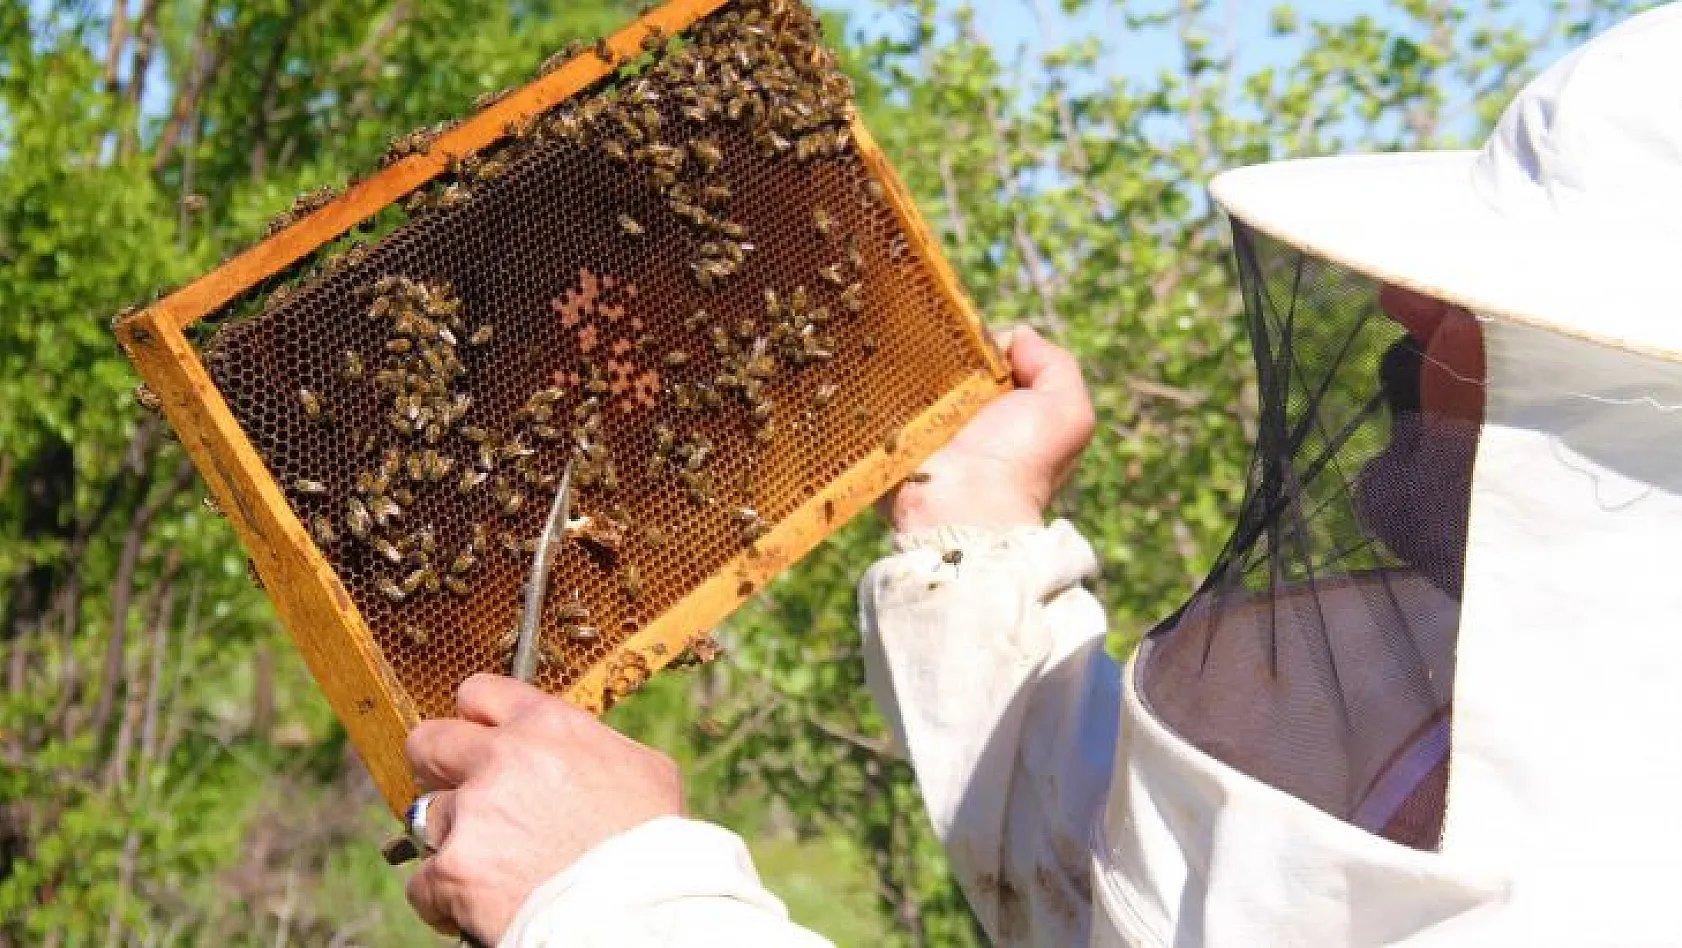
[0,2,635,944]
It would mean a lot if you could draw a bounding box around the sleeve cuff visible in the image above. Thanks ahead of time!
[501,817,791,945]
[888,519,1098,602]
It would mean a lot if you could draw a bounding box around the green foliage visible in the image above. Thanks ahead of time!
[0,0,1649,945]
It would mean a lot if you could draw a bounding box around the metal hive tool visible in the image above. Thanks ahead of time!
[115,0,1010,813]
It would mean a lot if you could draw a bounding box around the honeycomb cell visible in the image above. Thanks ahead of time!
[202,0,992,718]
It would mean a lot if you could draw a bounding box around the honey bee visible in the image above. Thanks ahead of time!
[436,183,472,210]
[401,569,431,596]
[690,139,724,170]
[444,576,471,597]
[369,495,403,528]
[473,87,511,112]
[547,110,585,142]
[501,490,526,518]
[311,515,339,546]
[618,214,645,237]
[537,49,570,78]
[594,36,614,63]
[819,264,846,286]
[425,450,455,482]
[884,427,902,453]
[846,237,864,273]
[813,207,835,237]
[436,541,474,574]
[299,389,324,421]
[906,472,934,484]
[688,633,723,664]
[494,624,518,653]
[372,537,404,566]
[347,498,373,539]
[341,350,366,380]
[456,470,487,495]
[621,565,643,602]
[292,478,328,496]
[814,383,839,408]
[385,337,413,354]
[663,350,692,368]
[133,384,163,414]
[941,549,964,570]
[379,578,407,603]
[392,486,416,507]
[555,595,591,623]
[567,625,602,645]
[202,495,225,518]
[403,624,431,646]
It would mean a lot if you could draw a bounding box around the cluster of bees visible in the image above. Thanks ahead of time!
[281,270,653,659]
[262,186,340,238]
[284,276,508,615]
[210,0,891,686]
[372,0,856,290]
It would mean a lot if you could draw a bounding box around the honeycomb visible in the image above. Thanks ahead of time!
[184,0,999,720]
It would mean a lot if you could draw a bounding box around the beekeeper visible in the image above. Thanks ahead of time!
[400,5,1682,945]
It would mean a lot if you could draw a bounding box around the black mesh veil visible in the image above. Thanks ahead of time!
[1138,220,1481,851]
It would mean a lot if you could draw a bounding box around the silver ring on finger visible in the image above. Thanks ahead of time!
[405,791,441,856]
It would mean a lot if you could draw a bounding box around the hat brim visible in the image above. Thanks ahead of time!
[1210,152,1682,362]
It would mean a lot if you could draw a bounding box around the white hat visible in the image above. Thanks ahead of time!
[1210,3,1682,361]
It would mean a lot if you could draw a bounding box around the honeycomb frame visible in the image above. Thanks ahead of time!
[115,0,1010,814]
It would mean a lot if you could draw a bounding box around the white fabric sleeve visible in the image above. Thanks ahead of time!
[859,520,1121,947]
[500,817,835,948]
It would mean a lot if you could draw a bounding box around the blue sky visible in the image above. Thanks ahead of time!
[822,0,1403,77]
[819,0,1562,89]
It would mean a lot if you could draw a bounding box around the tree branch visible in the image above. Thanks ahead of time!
[152,3,225,172]
[88,458,194,740]
[119,0,163,158]
[106,548,180,791]
[249,6,305,181]
[980,88,1066,335]
[936,153,971,250]
[104,0,129,94]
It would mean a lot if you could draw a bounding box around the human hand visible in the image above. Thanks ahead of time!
[881,326,1096,532]
[403,674,684,943]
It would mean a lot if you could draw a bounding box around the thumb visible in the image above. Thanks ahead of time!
[1007,327,1086,402]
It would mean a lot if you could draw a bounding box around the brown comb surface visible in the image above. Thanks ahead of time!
[187,0,999,722]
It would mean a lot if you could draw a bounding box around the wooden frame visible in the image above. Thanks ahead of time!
[116,0,1010,815]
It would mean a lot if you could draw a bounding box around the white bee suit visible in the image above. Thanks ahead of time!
[1098,4,1682,944]
[501,6,1682,947]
